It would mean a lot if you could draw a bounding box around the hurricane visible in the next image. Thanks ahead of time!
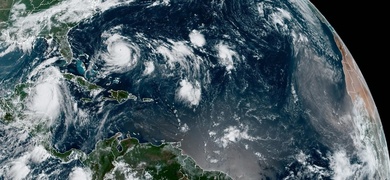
[0,0,389,179]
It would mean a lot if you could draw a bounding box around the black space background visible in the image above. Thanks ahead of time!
[309,1,389,152]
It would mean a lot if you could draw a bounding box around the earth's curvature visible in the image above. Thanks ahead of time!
[0,0,389,179]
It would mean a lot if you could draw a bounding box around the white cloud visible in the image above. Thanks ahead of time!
[104,161,141,180]
[180,123,190,133]
[100,33,140,73]
[28,66,63,122]
[189,30,206,47]
[0,44,17,57]
[143,61,155,75]
[31,82,60,116]
[176,79,201,106]
[69,167,92,180]
[29,146,50,164]
[216,43,239,73]
[329,150,354,180]
[4,145,53,180]
[209,159,218,163]
[270,8,292,30]
[7,155,30,180]
[217,125,257,148]
[257,2,264,17]
[345,97,389,178]
[291,83,298,103]
[0,0,134,56]
[157,41,193,69]
[148,0,170,7]
[155,40,202,79]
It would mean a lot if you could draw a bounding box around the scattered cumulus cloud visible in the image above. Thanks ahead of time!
[189,30,206,47]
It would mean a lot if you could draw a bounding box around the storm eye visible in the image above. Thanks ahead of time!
[100,33,140,73]
[0,0,387,180]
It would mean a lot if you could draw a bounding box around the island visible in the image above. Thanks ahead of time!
[50,133,232,179]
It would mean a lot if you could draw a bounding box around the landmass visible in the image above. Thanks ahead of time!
[142,98,154,102]
[0,81,225,179]
[0,79,227,179]
[0,83,30,123]
[1,0,75,61]
[108,89,137,103]
[1,72,138,123]
[50,133,232,179]
[19,0,61,13]
[63,73,101,91]
[0,0,13,23]
[334,32,390,178]
[63,72,139,104]
[49,23,76,62]
[334,35,378,121]
[1,2,230,176]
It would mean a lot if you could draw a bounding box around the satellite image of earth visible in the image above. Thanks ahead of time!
[1,0,389,179]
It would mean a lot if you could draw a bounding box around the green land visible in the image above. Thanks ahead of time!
[1,0,76,61]
[0,83,30,123]
[1,2,230,178]
[63,73,101,91]
[1,0,63,26]
[109,89,137,103]
[21,0,62,12]
[51,133,232,180]
[47,22,77,62]
[63,73,139,104]
[0,0,14,23]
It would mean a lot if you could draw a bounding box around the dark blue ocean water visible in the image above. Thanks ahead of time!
[2,0,365,179]
[59,0,297,150]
